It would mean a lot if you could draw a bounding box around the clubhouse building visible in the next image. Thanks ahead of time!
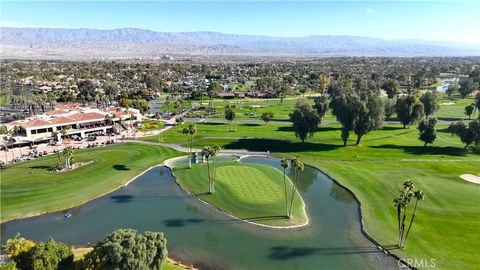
[1,104,142,148]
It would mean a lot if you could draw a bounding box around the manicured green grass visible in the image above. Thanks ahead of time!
[0,143,181,222]
[435,94,477,120]
[171,161,307,227]
[156,121,479,269]
[139,119,165,132]
[200,97,335,121]
[302,159,479,270]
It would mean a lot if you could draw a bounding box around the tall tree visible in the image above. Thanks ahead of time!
[447,119,480,148]
[280,158,290,218]
[352,93,384,145]
[288,158,304,218]
[474,92,480,117]
[225,106,236,131]
[261,111,274,124]
[394,180,414,248]
[465,104,475,120]
[418,118,437,146]
[395,95,425,128]
[62,146,74,169]
[289,99,320,142]
[331,92,384,145]
[313,95,329,124]
[445,83,458,99]
[182,123,197,168]
[402,190,425,248]
[420,91,439,117]
[459,78,476,98]
[382,79,400,99]
[77,79,96,104]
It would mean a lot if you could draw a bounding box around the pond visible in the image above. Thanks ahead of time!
[1,157,399,269]
[436,77,459,91]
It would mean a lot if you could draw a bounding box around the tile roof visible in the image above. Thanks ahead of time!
[69,112,106,122]
[20,119,52,128]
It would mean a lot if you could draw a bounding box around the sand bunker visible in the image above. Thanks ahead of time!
[441,102,455,105]
[460,174,480,184]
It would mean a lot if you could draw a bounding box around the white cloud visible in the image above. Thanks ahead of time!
[365,8,374,15]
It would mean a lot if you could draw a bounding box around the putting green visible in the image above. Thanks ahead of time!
[170,159,308,227]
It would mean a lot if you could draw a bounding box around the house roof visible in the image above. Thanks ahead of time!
[20,119,52,129]
[69,112,106,122]
[48,116,76,125]
[45,110,69,116]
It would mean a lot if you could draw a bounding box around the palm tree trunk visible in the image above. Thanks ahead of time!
[288,169,298,218]
[402,200,419,248]
[396,206,402,247]
[399,206,409,247]
[206,159,212,193]
[283,169,289,217]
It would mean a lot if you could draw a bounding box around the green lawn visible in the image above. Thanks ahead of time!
[435,94,477,120]
[171,160,308,227]
[0,143,181,222]
[152,121,479,269]
[139,119,165,132]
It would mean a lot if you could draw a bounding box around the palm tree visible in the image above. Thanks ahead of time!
[402,190,425,248]
[51,131,61,164]
[211,146,221,193]
[288,158,304,218]
[62,146,75,169]
[394,180,414,248]
[280,158,290,218]
[201,146,214,193]
[60,126,70,144]
[399,181,414,247]
[182,123,197,168]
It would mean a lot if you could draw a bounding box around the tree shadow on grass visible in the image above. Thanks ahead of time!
[29,165,55,170]
[276,126,341,133]
[381,126,405,131]
[437,117,463,121]
[243,215,286,222]
[370,144,467,156]
[268,245,381,260]
[223,139,340,153]
[112,164,130,171]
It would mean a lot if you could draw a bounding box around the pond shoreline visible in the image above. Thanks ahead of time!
[303,163,416,270]
[163,155,311,230]
[1,162,165,224]
[2,153,413,269]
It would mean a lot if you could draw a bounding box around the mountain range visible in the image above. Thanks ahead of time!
[1,27,479,59]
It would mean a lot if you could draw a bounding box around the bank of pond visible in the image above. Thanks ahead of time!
[1,156,400,269]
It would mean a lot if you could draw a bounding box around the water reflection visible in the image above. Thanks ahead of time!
[329,183,354,204]
[1,157,399,270]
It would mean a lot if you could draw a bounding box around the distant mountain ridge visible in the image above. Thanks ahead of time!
[1,27,479,59]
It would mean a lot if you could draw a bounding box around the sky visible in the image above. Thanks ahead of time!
[1,1,479,43]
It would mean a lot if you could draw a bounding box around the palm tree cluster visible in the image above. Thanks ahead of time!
[281,157,305,218]
[62,146,75,169]
[393,180,425,248]
[201,146,221,194]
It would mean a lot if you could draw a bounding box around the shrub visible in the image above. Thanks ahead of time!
[79,229,167,270]
[3,233,35,257]
[14,239,74,270]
